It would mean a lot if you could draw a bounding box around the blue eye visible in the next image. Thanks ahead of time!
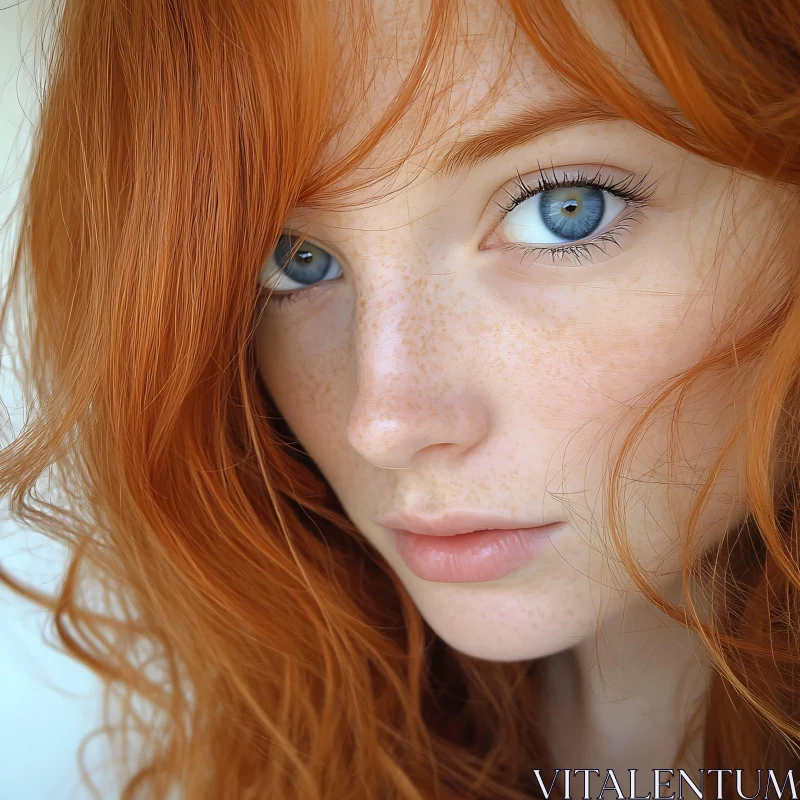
[258,234,342,293]
[540,186,604,239]
[499,185,627,246]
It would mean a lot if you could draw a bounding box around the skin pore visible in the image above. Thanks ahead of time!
[255,0,781,780]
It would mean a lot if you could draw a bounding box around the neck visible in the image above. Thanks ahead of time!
[540,575,711,779]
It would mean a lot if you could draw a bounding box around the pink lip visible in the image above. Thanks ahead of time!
[386,523,563,583]
[375,511,551,538]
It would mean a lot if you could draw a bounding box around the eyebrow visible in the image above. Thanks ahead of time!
[431,99,622,179]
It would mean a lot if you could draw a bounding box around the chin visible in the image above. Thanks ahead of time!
[409,589,588,663]
[431,626,574,663]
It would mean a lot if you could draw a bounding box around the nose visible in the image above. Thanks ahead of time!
[344,278,491,470]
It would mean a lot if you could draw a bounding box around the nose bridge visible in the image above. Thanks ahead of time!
[344,266,490,469]
[348,198,458,372]
[353,265,454,386]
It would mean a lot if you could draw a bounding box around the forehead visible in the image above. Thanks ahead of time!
[312,0,669,201]
[322,0,556,175]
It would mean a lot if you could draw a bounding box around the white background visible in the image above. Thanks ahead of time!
[1,2,118,797]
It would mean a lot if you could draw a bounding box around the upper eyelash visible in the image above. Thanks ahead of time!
[495,162,660,215]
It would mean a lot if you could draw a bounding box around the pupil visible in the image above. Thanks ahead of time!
[561,199,579,215]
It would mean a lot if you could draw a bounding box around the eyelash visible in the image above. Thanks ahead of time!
[491,164,659,266]
[264,165,659,309]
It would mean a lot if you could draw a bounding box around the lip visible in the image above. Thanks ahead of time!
[375,511,551,538]
[376,512,563,583]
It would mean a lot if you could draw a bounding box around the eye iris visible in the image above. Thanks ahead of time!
[273,234,332,285]
[539,186,604,240]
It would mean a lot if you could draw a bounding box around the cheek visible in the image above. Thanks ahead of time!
[490,262,747,568]
[484,280,716,445]
[254,314,352,466]
[570,296,715,430]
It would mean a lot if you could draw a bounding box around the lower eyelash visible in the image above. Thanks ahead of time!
[270,291,298,308]
[267,209,646,306]
[259,284,300,310]
[263,278,334,310]
[498,208,648,267]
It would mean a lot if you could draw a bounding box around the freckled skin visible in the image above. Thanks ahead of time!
[253,2,778,674]
[255,0,778,678]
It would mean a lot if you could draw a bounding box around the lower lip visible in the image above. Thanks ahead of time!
[389,524,562,583]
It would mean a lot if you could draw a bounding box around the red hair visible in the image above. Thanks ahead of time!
[1,0,799,796]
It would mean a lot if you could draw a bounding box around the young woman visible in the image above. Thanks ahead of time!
[1,0,798,797]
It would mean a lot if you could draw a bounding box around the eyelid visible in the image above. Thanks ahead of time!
[283,230,350,266]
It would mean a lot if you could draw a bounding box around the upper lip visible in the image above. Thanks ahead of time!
[376,511,551,537]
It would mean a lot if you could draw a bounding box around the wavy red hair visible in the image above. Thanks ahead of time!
[1,0,800,797]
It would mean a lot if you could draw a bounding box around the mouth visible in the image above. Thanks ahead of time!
[383,521,564,583]
[375,511,554,538]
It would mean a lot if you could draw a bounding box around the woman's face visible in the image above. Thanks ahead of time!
[255,0,776,661]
